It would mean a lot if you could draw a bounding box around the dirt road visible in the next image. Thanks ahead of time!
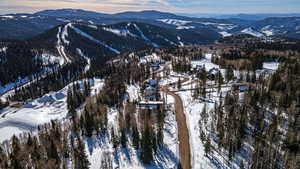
[161,77,191,169]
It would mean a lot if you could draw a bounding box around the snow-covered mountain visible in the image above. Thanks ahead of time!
[1,9,300,41]
[241,27,265,38]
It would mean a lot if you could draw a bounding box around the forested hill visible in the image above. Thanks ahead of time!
[0,21,219,90]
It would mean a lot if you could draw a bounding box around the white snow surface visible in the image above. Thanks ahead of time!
[126,84,140,102]
[177,36,184,46]
[0,78,104,143]
[87,25,98,29]
[0,47,8,53]
[219,31,232,37]
[261,25,274,36]
[199,22,236,30]
[176,26,195,30]
[0,15,14,19]
[62,23,71,45]
[178,80,233,169]
[139,53,161,64]
[191,53,220,71]
[158,19,192,26]
[263,62,280,71]
[241,28,265,38]
[76,48,91,72]
[40,53,65,65]
[158,19,194,30]
[56,26,71,64]
[103,27,138,38]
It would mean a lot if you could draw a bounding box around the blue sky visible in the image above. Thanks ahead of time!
[0,0,300,14]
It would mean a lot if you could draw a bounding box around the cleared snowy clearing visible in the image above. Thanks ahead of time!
[191,53,220,71]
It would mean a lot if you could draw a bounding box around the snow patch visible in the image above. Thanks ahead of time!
[219,31,232,37]
[56,26,71,64]
[0,47,8,53]
[263,62,280,71]
[61,23,71,45]
[158,19,192,26]
[191,53,220,71]
[139,53,161,64]
[241,28,264,38]
[87,25,98,29]
[176,26,195,30]
[40,53,64,65]
[76,48,91,72]
[0,15,14,19]
[261,25,274,36]
[103,27,138,38]
[177,36,184,46]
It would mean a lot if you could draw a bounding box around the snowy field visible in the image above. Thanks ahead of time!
[262,62,280,71]
[0,78,104,143]
[191,53,220,71]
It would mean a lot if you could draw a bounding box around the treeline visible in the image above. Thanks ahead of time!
[67,80,91,118]
[245,41,300,52]
[9,60,86,102]
[0,41,44,86]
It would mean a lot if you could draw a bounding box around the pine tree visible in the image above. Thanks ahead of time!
[225,67,234,83]
[132,127,140,149]
[204,138,211,156]
[74,139,90,169]
[239,161,245,169]
[120,128,127,148]
[10,135,23,169]
[141,125,153,164]
[177,78,182,89]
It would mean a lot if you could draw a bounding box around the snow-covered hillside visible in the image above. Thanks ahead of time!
[158,19,194,30]
[241,28,265,38]
[85,92,179,169]
[0,78,104,143]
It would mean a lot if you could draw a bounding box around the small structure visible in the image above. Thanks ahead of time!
[150,62,160,71]
[144,79,158,88]
[144,86,157,101]
[232,83,256,92]
[138,101,164,109]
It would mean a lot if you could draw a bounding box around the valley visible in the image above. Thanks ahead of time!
[0,8,299,169]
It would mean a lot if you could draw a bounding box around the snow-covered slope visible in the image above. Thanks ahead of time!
[219,31,232,37]
[241,27,265,38]
[69,24,121,54]
[0,78,104,143]
[158,19,194,30]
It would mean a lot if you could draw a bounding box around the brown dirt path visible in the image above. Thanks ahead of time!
[161,76,191,169]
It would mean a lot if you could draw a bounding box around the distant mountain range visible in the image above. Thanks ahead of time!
[179,13,300,20]
[1,9,300,41]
